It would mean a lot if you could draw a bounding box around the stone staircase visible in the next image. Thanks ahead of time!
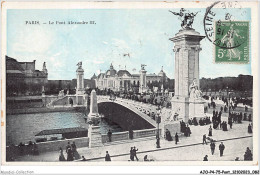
[103,136,156,146]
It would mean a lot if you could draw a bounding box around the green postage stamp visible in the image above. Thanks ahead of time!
[214,21,249,63]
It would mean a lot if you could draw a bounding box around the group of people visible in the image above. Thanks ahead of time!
[208,101,216,109]
[180,121,192,137]
[212,110,222,129]
[203,141,225,161]
[221,121,228,131]
[199,117,211,126]
[6,141,39,161]
[19,141,39,156]
[229,112,243,124]
[59,142,80,161]
[188,117,211,126]
[165,129,179,144]
[130,146,139,161]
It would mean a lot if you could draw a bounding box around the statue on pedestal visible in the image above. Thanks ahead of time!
[189,79,202,99]
[141,64,146,70]
[169,8,199,29]
[77,61,82,69]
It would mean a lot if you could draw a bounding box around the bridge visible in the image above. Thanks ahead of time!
[44,94,174,128]
[97,96,159,127]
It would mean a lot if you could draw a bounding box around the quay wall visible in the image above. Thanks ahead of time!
[6,137,89,161]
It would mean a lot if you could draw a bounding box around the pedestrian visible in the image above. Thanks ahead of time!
[66,142,71,154]
[228,117,233,129]
[105,151,111,161]
[203,155,208,161]
[208,125,212,136]
[248,114,252,122]
[130,147,134,161]
[235,157,240,161]
[244,147,253,161]
[81,156,87,161]
[165,129,173,141]
[210,141,215,155]
[59,147,66,161]
[107,129,112,142]
[133,146,139,161]
[129,129,133,140]
[203,134,207,145]
[248,123,252,133]
[187,126,191,137]
[175,132,179,145]
[245,105,248,112]
[66,147,74,161]
[71,141,80,160]
[219,142,225,157]
[71,141,76,155]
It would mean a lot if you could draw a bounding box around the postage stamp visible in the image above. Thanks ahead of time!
[214,21,249,63]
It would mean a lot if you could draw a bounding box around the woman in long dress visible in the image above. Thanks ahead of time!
[59,147,66,161]
[208,125,213,136]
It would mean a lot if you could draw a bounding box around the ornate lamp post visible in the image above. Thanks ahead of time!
[156,106,161,148]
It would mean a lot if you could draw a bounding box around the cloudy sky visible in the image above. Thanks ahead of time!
[7,8,251,80]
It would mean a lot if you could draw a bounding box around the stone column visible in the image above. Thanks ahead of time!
[139,66,147,93]
[76,66,84,95]
[89,90,98,116]
[88,89,103,148]
[170,28,205,122]
[173,47,180,96]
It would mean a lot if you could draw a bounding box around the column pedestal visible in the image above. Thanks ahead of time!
[162,121,181,138]
[189,99,206,119]
[88,125,103,148]
[171,96,189,123]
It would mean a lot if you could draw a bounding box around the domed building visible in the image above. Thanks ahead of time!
[94,63,169,93]
[105,63,117,78]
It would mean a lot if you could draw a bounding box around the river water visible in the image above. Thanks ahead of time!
[6,111,123,145]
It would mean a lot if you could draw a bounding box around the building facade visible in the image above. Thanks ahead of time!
[94,63,169,93]
[6,56,48,96]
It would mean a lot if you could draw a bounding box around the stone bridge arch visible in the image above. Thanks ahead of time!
[97,99,156,131]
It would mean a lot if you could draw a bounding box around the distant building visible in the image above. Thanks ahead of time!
[94,63,169,93]
[6,56,48,96]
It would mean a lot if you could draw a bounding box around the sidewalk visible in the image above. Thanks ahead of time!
[15,116,253,162]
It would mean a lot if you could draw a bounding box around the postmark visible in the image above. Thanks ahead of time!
[203,1,250,63]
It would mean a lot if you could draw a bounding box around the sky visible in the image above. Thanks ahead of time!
[7,8,252,80]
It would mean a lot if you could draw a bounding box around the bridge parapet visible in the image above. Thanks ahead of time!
[133,128,161,139]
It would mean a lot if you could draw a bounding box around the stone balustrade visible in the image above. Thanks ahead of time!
[133,128,161,139]
[101,131,129,143]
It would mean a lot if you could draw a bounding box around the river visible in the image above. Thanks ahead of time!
[6,111,123,145]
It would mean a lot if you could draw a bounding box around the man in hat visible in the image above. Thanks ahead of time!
[219,142,225,157]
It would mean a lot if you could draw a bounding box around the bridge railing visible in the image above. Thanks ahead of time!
[133,128,161,139]
[101,131,129,143]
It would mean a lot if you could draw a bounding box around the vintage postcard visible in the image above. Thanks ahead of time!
[1,1,259,171]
